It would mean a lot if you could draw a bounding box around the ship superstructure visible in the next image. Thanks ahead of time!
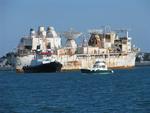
[16,26,138,72]
[16,26,61,71]
[17,26,61,55]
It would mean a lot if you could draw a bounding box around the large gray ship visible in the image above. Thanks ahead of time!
[15,26,138,72]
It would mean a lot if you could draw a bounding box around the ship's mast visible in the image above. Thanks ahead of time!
[114,29,130,38]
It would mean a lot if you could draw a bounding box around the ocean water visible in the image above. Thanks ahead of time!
[0,67,150,113]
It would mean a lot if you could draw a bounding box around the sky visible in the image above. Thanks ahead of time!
[0,0,150,56]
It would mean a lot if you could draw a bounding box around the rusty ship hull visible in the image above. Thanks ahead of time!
[16,52,136,72]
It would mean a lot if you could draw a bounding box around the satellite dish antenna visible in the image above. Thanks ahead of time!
[62,28,82,48]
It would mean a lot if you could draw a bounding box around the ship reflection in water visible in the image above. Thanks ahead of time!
[15,26,139,73]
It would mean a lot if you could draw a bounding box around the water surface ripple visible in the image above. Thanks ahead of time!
[0,67,150,113]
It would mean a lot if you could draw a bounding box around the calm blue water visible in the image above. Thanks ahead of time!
[0,67,150,113]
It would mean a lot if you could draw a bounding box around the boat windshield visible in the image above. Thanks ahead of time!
[95,61,105,64]
[102,65,105,68]
[93,65,98,68]
[93,65,105,68]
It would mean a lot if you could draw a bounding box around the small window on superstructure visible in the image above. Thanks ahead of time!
[47,43,51,49]
[102,65,105,68]
[37,45,40,49]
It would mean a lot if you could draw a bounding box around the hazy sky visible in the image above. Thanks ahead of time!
[0,0,150,56]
